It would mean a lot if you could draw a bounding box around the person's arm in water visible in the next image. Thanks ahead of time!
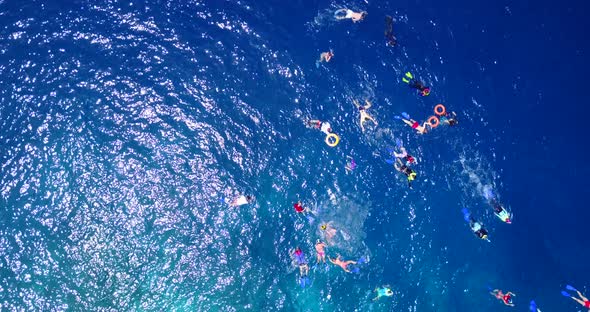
[352,99,361,109]
[363,100,372,109]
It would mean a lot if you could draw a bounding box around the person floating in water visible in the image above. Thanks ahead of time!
[402,72,430,96]
[293,247,309,275]
[394,158,417,188]
[385,16,397,46]
[306,119,332,135]
[328,254,356,273]
[491,289,516,307]
[561,285,590,310]
[315,240,327,264]
[316,50,334,68]
[229,195,253,207]
[462,208,490,241]
[491,199,512,224]
[293,201,306,214]
[353,99,378,132]
[373,286,394,301]
[334,8,367,23]
[396,112,430,135]
[440,111,458,126]
[345,156,357,173]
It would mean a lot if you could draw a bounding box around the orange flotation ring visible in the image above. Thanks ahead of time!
[428,116,439,128]
[434,104,446,116]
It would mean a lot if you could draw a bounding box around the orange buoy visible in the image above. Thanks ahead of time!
[434,104,446,116]
[428,116,439,128]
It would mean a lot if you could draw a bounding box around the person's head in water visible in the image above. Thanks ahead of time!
[246,195,252,201]
[320,224,327,231]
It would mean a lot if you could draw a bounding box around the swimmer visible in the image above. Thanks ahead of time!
[306,119,332,135]
[229,195,253,207]
[320,221,337,244]
[334,9,367,23]
[328,254,356,273]
[393,146,417,166]
[318,50,334,63]
[293,201,306,213]
[385,16,397,46]
[402,72,430,96]
[399,117,430,135]
[373,286,394,301]
[462,208,490,241]
[491,199,512,224]
[440,111,458,126]
[315,240,327,263]
[293,247,306,266]
[393,158,417,188]
[561,285,590,310]
[491,289,516,307]
[345,156,357,173]
[353,99,378,132]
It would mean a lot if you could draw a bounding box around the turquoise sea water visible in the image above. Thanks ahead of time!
[1,0,589,311]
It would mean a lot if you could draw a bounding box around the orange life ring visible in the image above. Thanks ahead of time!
[428,116,439,128]
[434,104,446,116]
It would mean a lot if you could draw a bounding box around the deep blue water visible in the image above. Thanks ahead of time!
[1,0,589,311]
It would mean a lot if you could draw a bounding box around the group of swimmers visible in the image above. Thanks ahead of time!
[229,6,588,309]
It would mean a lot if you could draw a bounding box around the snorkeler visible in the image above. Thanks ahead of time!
[306,119,332,135]
[229,195,253,207]
[394,158,417,188]
[353,99,378,132]
[316,50,334,68]
[373,286,394,301]
[334,9,367,23]
[385,16,397,46]
[315,240,327,264]
[491,199,512,224]
[561,285,590,310]
[293,201,306,213]
[402,72,430,96]
[345,156,357,173]
[491,289,516,307]
[328,254,356,273]
[395,112,430,135]
[319,50,333,63]
[462,208,490,241]
[440,111,458,126]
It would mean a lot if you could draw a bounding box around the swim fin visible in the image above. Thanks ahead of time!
[357,257,366,264]
[529,300,538,312]
[566,284,577,291]
[385,158,395,165]
[405,72,413,79]
[561,290,572,297]
[352,267,360,273]
[401,112,410,119]
[461,208,471,223]
[402,77,409,83]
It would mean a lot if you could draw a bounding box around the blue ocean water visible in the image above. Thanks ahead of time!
[1,0,589,311]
